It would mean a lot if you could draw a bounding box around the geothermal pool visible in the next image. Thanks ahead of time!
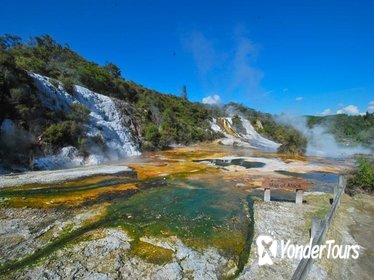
[0,143,349,278]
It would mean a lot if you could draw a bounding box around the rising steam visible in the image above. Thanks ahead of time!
[276,114,370,157]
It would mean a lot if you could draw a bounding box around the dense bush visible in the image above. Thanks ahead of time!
[277,130,307,156]
[104,62,121,78]
[67,103,90,123]
[346,158,374,195]
[143,123,160,150]
[41,103,89,151]
[136,90,219,148]
[42,121,82,148]
[60,76,75,94]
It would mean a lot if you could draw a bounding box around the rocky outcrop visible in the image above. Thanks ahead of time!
[29,73,140,170]
[7,228,237,280]
[211,117,280,151]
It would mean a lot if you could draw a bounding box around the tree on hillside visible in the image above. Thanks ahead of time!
[0,34,21,50]
[35,35,58,49]
[181,85,187,100]
[104,62,121,78]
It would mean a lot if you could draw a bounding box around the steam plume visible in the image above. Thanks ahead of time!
[276,114,370,157]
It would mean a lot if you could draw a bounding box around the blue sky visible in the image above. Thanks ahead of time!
[1,0,373,115]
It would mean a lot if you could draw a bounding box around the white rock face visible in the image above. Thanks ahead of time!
[29,73,140,169]
[211,117,280,151]
[240,118,280,150]
[72,84,139,158]
[210,118,222,133]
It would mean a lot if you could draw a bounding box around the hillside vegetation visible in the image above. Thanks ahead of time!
[0,34,223,164]
[0,34,338,170]
[307,114,374,149]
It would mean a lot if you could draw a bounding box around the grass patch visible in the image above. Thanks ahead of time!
[302,194,331,232]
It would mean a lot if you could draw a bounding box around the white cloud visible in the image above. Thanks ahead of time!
[320,108,332,116]
[229,34,264,97]
[336,105,360,115]
[367,101,374,113]
[183,29,265,99]
[295,97,303,101]
[182,31,217,76]
[202,94,222,105]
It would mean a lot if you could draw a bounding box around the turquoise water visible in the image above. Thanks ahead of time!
[108,178,253,257]
[0,175,254,275]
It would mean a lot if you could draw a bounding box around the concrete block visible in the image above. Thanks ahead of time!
[264,188,271,202]
[295,189,303,205]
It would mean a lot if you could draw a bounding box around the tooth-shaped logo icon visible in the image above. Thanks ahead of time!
[256,235,277,265]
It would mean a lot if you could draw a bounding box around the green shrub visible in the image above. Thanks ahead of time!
[277,131,307,156]
[144,123,160,144]
[60,76,75,94]
[14,56,47,73]
[77,62,114,94]
[347,158,374,195]
[104,62,121,78]
[67,103,90,123]
[42,121,82,148]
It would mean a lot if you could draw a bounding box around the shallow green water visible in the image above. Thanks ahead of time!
[0,145,345,276]
[0,175,254,275]
[108,178,252,254]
